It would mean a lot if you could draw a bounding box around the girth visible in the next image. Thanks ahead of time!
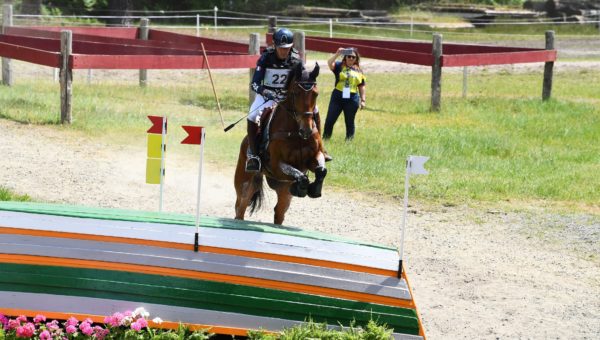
[270,127,319,141]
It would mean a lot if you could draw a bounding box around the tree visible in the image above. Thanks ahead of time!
[107,0,131,25]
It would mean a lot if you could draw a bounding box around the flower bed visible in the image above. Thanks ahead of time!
[1,309,395,339]
[0,308,211,340]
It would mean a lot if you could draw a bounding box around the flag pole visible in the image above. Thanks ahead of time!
[194,129,206,252]
[158,116,167,212]
[398,157,411,278]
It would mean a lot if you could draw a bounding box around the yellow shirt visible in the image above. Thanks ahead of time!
[333,62,366,93]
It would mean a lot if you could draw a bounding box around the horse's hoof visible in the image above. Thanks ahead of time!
[290,177,309,197]
[307,181,323,198]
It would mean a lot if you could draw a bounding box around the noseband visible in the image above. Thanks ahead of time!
[285,81,316,120]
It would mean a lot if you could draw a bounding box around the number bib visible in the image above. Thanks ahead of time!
[264,68,290,88]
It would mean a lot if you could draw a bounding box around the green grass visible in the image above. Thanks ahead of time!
[0,186,31,201]
[0,67,598,209]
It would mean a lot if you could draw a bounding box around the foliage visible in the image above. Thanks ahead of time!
[14,1,528,15]
[0,309,213,340]
[247,319,393,339]
[0,187,30,202]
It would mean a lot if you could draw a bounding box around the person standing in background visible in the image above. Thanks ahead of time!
[323,47,366,141]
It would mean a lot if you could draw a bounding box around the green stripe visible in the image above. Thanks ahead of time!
[0,263,419,334]
[0,201,393,250]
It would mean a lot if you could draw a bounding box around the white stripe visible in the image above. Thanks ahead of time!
[0,211,399,271]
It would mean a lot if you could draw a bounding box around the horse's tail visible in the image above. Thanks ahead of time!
[249,174,264,215]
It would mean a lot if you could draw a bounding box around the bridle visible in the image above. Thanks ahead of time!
[280,81,317,122]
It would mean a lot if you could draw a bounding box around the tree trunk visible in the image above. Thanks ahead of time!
[108,0,133,26]
[21,0,41,14]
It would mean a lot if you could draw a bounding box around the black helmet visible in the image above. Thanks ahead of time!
[273,28,293,48]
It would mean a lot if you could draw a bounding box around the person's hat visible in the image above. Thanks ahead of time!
[273,28,294,48]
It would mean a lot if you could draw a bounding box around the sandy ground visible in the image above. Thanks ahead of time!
[1,116,599,339]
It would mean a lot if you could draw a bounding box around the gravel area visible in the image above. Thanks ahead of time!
[1,118,598,339]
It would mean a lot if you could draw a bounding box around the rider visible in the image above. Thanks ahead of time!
[246,27,331,173]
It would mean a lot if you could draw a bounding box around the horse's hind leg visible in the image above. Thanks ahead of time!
[234,137,254,220]
[274,185,293,225]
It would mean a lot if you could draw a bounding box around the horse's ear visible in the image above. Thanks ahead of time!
[293,62,303,81]
[310,62,320,80]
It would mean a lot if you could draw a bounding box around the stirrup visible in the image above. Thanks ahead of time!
[245,155,261,172]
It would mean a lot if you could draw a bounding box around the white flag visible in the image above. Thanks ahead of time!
[407,156,429,175]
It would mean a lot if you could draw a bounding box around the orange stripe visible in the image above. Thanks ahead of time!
[0,226,397,277]
[0,253,416,309]
[0,308,253,336]
[402,271,427,338]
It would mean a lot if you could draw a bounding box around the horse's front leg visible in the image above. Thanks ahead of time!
[279,161,309,197]
[307,152,327,198]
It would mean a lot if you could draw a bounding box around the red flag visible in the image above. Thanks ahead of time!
[181,126,204,145]
[147,116,166,134]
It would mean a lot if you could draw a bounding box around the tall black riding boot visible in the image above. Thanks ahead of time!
[245,121,261,172]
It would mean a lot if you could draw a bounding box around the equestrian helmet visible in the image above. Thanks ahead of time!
[273,28,294,48]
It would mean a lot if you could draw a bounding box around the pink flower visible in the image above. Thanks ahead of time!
[16,322,35,338]
[104,312,124,328]
[130,320,142,331]
[0,314,8,329]
[80,321,94,336]
[16,315,28,323]
[66,325,77,334]
[65,316,79,327]
[94,326,110,340]
[46,320,60,331]
[7,319,20,330]
[39,330,52,340]
[137,318,148,328]
[33,314,46,323]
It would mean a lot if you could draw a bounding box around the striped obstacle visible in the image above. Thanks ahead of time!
[0,202,425,339]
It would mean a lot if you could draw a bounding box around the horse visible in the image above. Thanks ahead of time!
[234,62,327,225]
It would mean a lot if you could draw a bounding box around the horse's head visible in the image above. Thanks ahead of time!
[283,62,320,140]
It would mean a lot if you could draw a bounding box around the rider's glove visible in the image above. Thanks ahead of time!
[262,89,277,101]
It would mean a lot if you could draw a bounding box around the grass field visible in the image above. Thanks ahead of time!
[1,65,598,209]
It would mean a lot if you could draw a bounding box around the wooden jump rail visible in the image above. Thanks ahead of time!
[267,31,557,111]
[0,5,259,123]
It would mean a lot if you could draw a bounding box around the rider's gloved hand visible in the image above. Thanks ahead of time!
[262,89,277,101]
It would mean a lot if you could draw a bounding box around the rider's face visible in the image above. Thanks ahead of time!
[276,46,291,60]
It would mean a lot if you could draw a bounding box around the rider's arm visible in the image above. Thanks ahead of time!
[251,53,268,95]
[328,48,344,71]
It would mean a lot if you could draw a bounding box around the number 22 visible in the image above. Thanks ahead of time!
[272,74,287,85]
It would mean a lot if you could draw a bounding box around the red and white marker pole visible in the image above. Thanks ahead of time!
[181,125,205,252]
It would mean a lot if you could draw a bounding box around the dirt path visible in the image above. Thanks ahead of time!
[1,119,598,339]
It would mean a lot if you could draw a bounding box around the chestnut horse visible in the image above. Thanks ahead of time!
[234,62,327,225]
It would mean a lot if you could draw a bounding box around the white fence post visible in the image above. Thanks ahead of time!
[196,14,200,37]
[431,33,443,112]
[2,4,13,86]
[60,30,73,124]
[329,18,333,38]
[213,6,218,32]
[139,18,149,87]
[249,33,260,108]
[542,30,555,101]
